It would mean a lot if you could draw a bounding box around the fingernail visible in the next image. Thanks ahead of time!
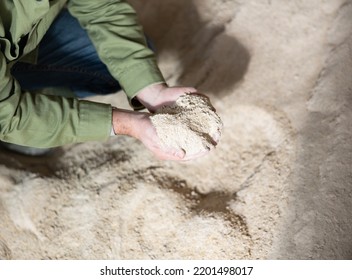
[176,149,186,158]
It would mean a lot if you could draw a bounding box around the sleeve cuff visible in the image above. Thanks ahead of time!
[77,100,112,143]
[118,60,165,109]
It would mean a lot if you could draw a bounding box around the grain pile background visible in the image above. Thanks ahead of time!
[0,0,351,259]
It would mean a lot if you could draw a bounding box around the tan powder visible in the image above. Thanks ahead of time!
[151,94,223,155]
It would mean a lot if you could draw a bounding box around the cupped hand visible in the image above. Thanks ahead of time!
[136,83,220,148]
[112,108,211,161]
[132,112,211,161]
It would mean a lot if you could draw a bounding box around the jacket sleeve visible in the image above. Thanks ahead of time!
[67,0,166,105]
[0,53,112,148]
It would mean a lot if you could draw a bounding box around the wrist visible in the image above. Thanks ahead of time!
[112,107,147,139]
[135,83,168,109]
[112,108,135,137]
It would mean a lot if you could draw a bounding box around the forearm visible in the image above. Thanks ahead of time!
[0,92,112,148]
[0,55,111,147]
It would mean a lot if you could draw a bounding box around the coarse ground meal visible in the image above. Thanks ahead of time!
[150,94,223,156]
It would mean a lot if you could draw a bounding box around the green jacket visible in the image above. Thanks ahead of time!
[0,0,165,147]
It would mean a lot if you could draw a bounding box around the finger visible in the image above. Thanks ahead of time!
[156,153,185,161]
[181,150,209,161]
[168,148,186,160]
[176,87,197,94]
[154,148,186,161]
[211,131,222,144]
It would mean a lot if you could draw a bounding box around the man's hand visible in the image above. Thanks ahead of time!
[113,84,220,161]
[112,108,185,160]
[135,83,197,112]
